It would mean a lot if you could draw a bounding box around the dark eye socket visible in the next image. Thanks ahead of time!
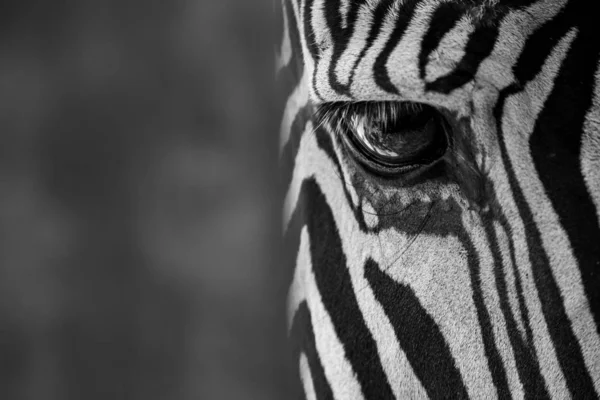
[317,101,449,177]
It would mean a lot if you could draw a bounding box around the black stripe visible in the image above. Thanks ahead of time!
[303,0,324,101]
[459,222,512,399]
[364,257,470,399]
[373,0,421,94]
[497,0,539,9]
[496,214,537,350]
[481,7,586,398]
[290,301,335,400]
[419,3,466,80]
[511,6,570,87]
[312,122,373,233]
[304,177,395,399]
[388,198,511,398]
[495,84,598,399]
[302,0,320,62]
[324,0,366,96]
[281,0,305,81]
[283,184,306,291]
[312,115,338,164]
[276,0,305,133]
[484,215,550,398]
[499,4,599,396]
[521,3,600,338]
[426,22,500,94]
[424,0,543,94]
[347,0,397,91]
[528,35,600,400]
[322,0,343,39]
[276,0,307,132]
[280,104,313,195]
[280,108,371,234]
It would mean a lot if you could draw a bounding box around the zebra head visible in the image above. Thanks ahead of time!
[280,1,600,398]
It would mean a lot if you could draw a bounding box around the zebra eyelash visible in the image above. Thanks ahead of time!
[314,101,427,136]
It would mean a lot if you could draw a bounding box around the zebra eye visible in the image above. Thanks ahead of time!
[336,102,448,176]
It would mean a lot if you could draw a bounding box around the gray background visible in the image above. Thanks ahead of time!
[0,1,288,399]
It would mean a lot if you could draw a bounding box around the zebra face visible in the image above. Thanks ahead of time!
[280,1,600,398]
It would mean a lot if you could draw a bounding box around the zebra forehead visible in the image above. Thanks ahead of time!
[318,0,506,21]
[294,0,569,107]
[307,0,511,47]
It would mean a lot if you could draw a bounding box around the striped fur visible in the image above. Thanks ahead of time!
[279,1,600,398]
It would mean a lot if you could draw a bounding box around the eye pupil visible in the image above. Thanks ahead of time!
[364,117,437,159]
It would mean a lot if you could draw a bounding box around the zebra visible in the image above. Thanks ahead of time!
[278,0,600,398]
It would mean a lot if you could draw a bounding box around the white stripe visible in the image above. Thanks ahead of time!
[279,71,310,154]
[276,0,293,74]
[489,129,570,398]
[300,353,318,400]
[581,63,600,223]
[500,28,579,398]
[386,0,439,95]
[581,65,600,392]
[312,0,353,101]
[468,8,575,397]
[473,51,572,400]
[385,0,473,115]
[340,0,351,30]
[468,215,525,398]
[350,5,398,99]
[504,28,600,395]
[306,256,365,400]
[287,226,312,331]
[425,14,475,82]
[493,220,528,343]
[283,120,312,232]
[377,213,496,398]
[287,223,363,399]
[290,0,320,100]
[335,1,380,87]
[477,0,568,90]
[311,0,330,51]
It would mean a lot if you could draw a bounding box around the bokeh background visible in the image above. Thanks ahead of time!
[0,1,289,399]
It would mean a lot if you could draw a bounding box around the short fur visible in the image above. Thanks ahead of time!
[279,0,600,398]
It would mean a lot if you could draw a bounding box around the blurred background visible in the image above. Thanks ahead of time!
[0,1,288,399]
